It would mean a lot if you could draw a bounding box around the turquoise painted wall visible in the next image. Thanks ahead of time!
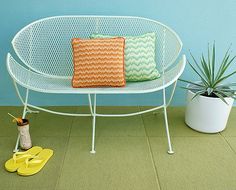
[0,0,235,106]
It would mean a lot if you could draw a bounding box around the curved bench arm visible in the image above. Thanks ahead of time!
[161,54,186,88]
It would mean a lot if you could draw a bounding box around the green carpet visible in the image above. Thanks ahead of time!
[0,106,236,190]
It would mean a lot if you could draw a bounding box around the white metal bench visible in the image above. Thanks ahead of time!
[6,16,186,154]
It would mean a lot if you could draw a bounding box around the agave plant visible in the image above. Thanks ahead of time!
[179,43,236,104]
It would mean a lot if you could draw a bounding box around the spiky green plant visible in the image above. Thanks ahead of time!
[179,43,236,104]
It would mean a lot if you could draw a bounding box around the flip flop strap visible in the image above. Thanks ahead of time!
[13,152,32,163]
[25,156,43,168]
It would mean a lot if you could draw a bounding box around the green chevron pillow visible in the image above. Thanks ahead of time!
[90,32,160,81]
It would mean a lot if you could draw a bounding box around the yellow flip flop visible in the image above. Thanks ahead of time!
[17,149,53,176]
[5,146,43,172]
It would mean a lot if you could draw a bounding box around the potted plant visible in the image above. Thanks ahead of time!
[180,43,236,133]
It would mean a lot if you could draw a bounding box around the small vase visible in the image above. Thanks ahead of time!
[17,119,32,150]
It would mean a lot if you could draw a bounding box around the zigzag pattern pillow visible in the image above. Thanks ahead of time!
[91,33,160,81]
[71,38,126,88]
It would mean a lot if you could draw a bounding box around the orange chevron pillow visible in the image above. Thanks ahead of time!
[72,38,126,88]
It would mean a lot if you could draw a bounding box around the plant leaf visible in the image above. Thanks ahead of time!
[187,60,209,86]
[191,90,207,100]
[211,43,216,85]
[213,92,228,104]
[214,71,236,87]
[215,53,230,80]
[216,88,236,93]
[180,86,205,92]
[189,52,209,82]
[214,55,236,84]
[178,79,205,87]
[215,89,234,97]
[201,55,211,84]
[217,82,236,87]
[207,46,212,82]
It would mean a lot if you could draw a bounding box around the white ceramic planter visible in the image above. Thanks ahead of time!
[185,89,234,133]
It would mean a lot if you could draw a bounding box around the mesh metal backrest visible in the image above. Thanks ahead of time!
[12,16,182,79]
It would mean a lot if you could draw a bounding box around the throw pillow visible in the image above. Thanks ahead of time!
[71,37,126,88]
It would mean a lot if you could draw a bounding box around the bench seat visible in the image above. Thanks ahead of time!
[7,54,185,94]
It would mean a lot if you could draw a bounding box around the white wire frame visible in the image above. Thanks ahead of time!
[12,78,178,153]
[8,15,186,154]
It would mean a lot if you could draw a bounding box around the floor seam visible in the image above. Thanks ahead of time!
[54,111,76,190]
[139,106,162,190]
[219,133,236,155]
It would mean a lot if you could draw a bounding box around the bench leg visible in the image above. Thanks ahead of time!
[13,80,39,114]
[90,94,97,154]
[13,88,29,153]
[162,88,174,154]
[13,134,21,153]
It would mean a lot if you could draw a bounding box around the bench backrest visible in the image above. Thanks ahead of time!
[12,16,182,79]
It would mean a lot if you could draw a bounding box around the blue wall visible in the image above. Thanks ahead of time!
[0,0,236,106]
